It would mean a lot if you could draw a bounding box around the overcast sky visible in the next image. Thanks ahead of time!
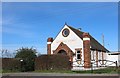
[2,2,118,54]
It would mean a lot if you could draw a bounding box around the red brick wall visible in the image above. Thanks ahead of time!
[83,33,91,68]
[96,50,98,67]
[53,42,73,62]
[47,44,51,55]
[47,38,53,55]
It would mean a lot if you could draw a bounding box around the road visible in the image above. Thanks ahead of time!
[2,73,120,78]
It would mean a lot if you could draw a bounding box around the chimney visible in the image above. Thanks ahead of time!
[47,37,53,55]
[83,32,91,68]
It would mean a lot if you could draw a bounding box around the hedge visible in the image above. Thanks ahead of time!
[35,55,71,71]
[2,58,21,71]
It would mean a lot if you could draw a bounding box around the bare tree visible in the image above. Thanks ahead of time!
[1,49,12,58]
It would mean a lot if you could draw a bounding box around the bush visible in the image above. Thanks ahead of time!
[35,55,71,71]
[15,47,37,72]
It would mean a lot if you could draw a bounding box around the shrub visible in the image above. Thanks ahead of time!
[35,55,71,71]
[15,47,37,72]
[2,58,21,72]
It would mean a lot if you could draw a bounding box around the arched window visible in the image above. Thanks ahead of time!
[58,50,67,55]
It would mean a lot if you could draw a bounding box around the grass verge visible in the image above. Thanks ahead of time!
[2,67,120,74]
[2,69,20,73]
[34,67,120,74]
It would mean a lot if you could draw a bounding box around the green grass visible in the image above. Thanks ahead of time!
[2,69,20,73]
[34,70,74,73]
[73,67,119,74]
[2,67,120,74]
[92,67,119,74]
[0,70,2,73]
[34,67,120,74]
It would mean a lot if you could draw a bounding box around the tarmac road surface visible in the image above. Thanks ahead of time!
[2,73,120,78]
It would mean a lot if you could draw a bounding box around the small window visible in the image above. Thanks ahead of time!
[77,51,80,53]
[76,50,82,60]
[77,54,80,59]
[75,48,82,60]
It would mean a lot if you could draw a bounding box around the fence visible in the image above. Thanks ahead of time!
[72,59,118,73]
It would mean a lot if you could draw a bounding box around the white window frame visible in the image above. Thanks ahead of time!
[75,48,82,61]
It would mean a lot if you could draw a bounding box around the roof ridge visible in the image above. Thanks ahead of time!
[67,25,84,33]
[67,25,109,52]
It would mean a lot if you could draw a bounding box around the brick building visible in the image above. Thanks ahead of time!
[47,23,109,70]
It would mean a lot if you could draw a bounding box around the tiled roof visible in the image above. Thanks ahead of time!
[68,25,109,52]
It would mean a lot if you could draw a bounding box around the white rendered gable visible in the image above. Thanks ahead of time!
[51,25,83,54]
